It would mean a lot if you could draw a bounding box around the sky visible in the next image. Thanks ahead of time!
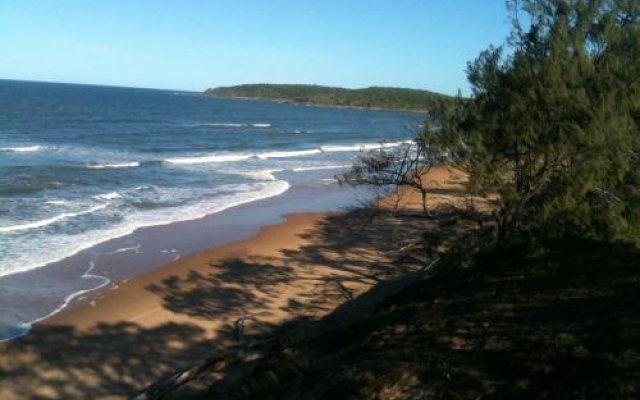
[0,1,512,95]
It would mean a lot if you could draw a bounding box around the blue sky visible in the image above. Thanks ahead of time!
[0,1,511,95]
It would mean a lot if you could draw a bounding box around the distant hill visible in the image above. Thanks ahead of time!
[204,84,454,111]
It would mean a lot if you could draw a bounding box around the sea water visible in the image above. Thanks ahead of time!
[0,79,424,339]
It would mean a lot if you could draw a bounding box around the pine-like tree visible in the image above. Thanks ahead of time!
[446,0,640,243]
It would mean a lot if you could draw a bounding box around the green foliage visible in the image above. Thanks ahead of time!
[441,0,640,244]
[204,83,454,111]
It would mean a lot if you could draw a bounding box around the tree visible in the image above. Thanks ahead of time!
[444,0,640,244]
[337,88,468,216]
[338,138,431,216]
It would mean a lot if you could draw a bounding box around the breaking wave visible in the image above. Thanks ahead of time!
[0,204,109,234]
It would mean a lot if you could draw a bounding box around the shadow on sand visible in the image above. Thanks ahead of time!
[165,239,640,400]
[0,192,477,399]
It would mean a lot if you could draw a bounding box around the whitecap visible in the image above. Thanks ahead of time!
[290,164,351,172]
[86,162,140,169]
[320,140,412,153]
[0,204,109,234]
[44,200,67,205]
[198,123,244,127]
[235,169,283,181]
[189,123,270,128]
[0,145,45,153]
[164,153,253,164]
[93,192,121,201]
[256,149,322,159]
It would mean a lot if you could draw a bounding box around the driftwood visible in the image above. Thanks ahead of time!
[128,229,472,400]
[129,354,228,400]
[129,254,447,400]
[129,338,274,400]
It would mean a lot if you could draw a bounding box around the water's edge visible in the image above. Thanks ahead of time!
[0,179,367,341]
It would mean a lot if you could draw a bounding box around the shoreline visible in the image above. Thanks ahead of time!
[40,211,331,329]
[0,210,360,399]
[0,172,365,342]
[203,94,430,113]
[0,166,474,399]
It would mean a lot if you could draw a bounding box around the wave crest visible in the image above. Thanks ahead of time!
[0,204,109,234]
[93,192,121,200]
[0,145,46,153]
[164,153,253,164]
[257,149,322,159]
[86,162,140,169]
[190,123,271,128]
[321,140,412,153]
[162,140,412,165]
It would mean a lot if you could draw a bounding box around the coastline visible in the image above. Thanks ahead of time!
[203,94,430,113]
[0,171,365,341]
[0,166,475,399]
[0,210,368,400]
[0,212,332,400]
[41,212,331,330]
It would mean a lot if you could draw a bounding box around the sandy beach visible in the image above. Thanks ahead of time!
[0,166,479,399]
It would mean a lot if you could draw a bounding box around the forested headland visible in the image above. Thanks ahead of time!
[204,84,454,111]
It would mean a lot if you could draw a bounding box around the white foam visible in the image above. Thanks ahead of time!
[290,164,351,172]
[319,144,361,152]
[86,162,140,169]
[44,200,67,205]
[0,180,290,278]
[0,204,109,234]
[163,140,413,166]
[93,192,121,200]
[166,149,324,164]
[199,123,244,127]
[164,153,253,164]
[192,123,270,128]
[320,141,412,153]
[0,145,45,153]
[257,149,322,159]
[107,244,142,255]
[237,169,283,181]
[5,260,113,342]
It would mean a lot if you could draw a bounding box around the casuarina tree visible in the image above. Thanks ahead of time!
[443,0,640,244]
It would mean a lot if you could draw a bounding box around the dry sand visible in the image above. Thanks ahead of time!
[0,166,486,399]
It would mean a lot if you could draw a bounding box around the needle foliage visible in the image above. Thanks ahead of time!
[440,0,640,244]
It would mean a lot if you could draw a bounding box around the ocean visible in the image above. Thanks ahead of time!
[0,79,424,340]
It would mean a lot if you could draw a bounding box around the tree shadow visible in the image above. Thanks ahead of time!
[0,186,487,399]
[0,321,218,399]
[168,238,640,400]
[131,195,489,398]
[147,268,274,321]
[144,204,462,338]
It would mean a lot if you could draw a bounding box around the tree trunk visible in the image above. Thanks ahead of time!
[420,189,429,217]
